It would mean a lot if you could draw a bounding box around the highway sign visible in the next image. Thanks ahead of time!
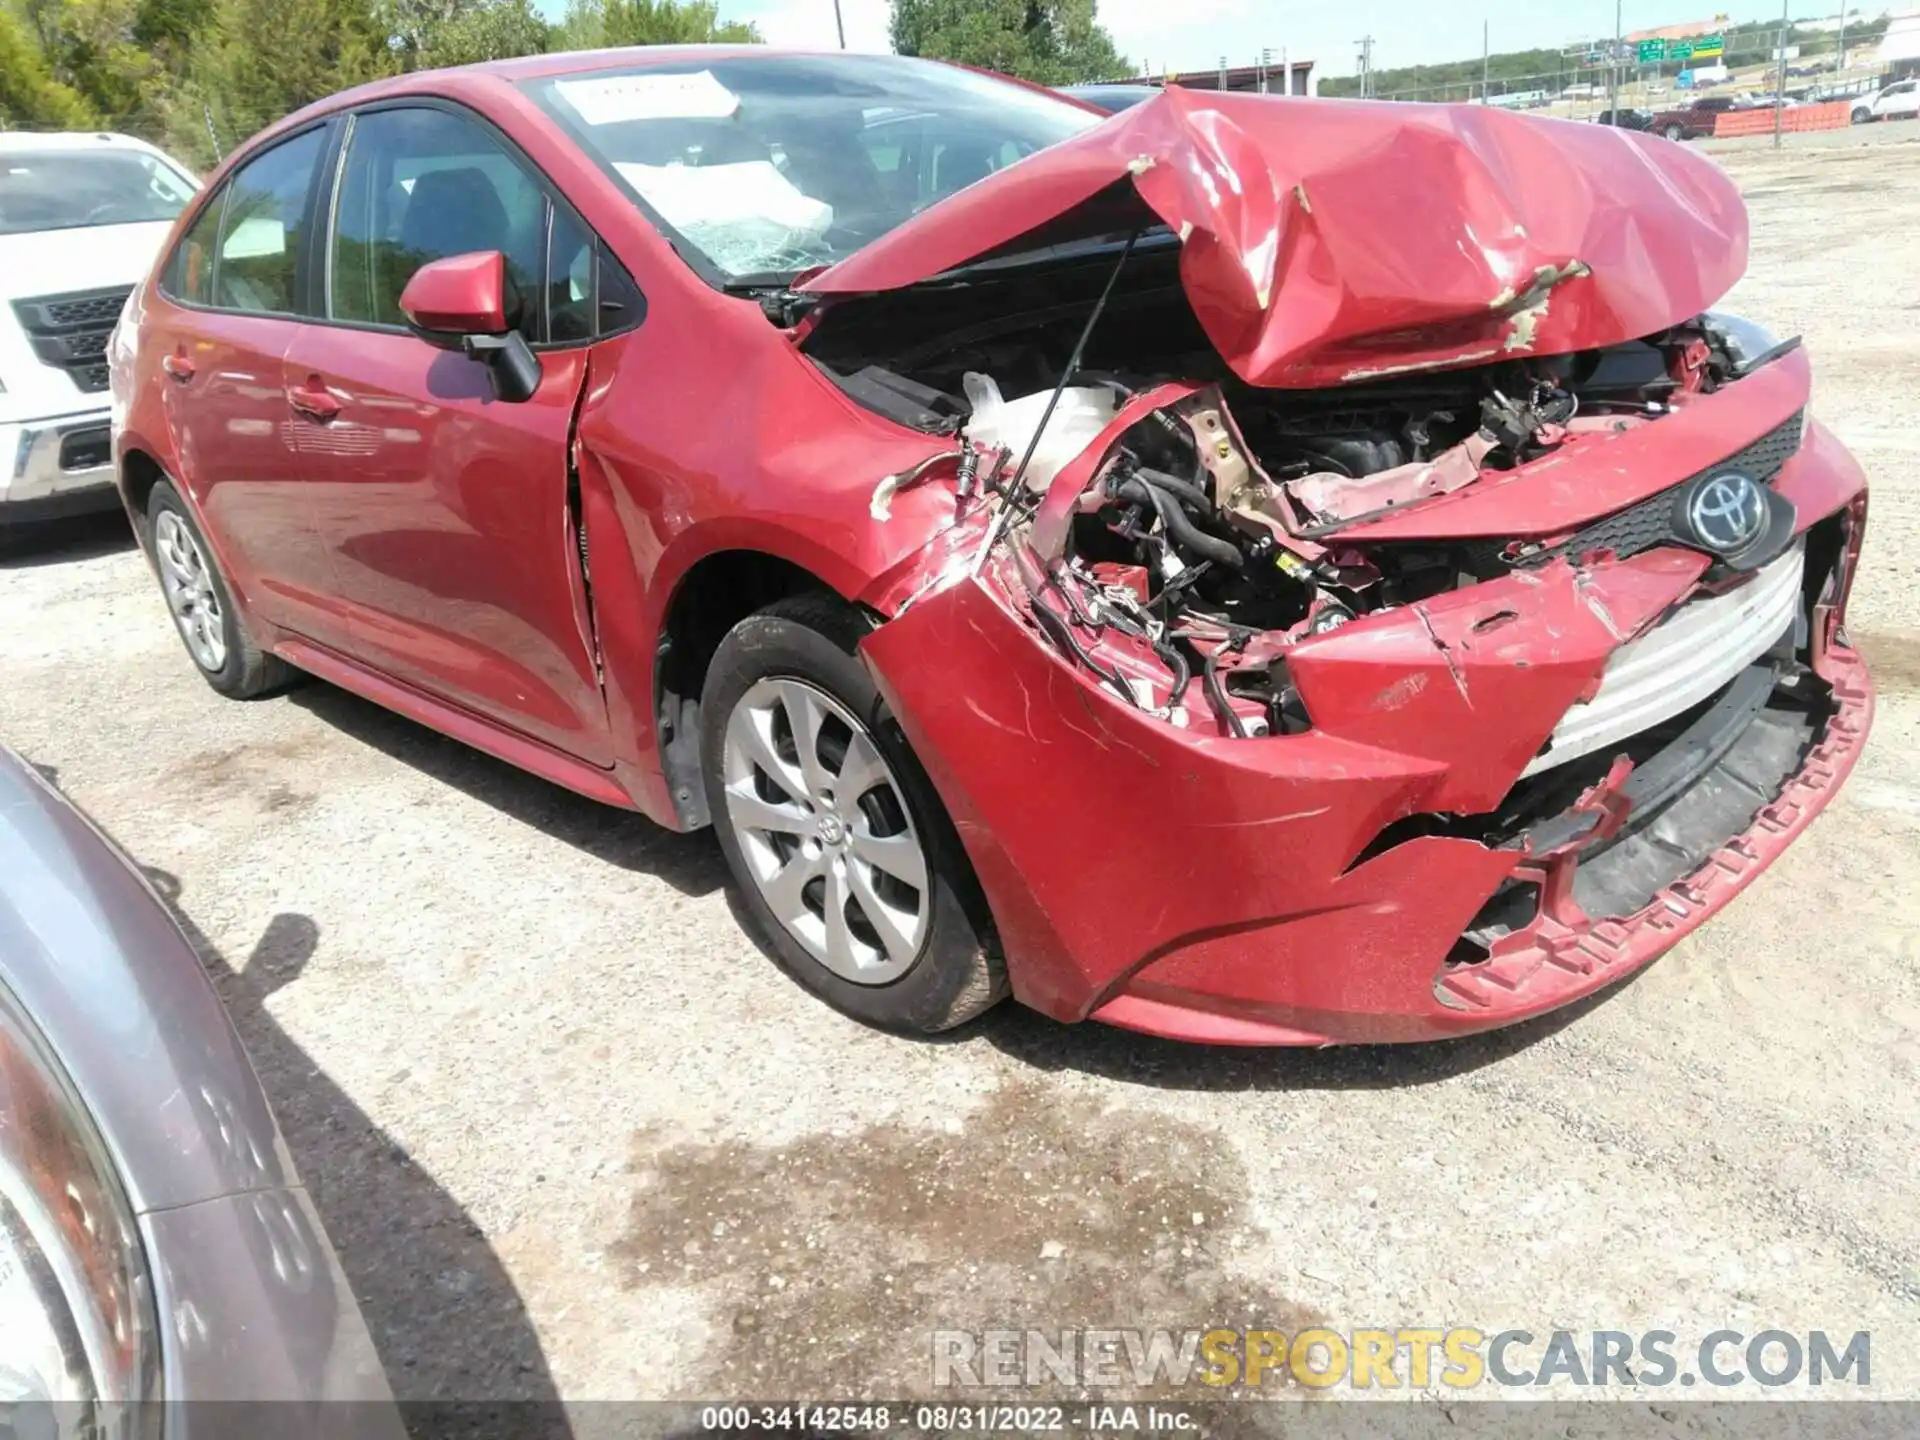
[1638,39,1667,62]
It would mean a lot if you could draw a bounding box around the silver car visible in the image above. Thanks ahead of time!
[0,746,401,1436]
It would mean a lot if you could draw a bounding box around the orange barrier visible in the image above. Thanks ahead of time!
[1713,101,1852,137]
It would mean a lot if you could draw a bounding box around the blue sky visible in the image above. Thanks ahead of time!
[682,1,1863,79]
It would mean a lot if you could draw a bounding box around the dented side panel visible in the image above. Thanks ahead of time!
[801,89,1748,390]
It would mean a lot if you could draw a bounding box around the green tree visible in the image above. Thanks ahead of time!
[890,0,1125,85]
[0,4,98,126]
[14,0,173,130]
[184,0,391,157]
[413,0,545,67]
[594,0,757,46]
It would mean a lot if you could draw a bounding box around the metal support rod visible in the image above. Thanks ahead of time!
[1775,0,1790,148]
[832,0,845,49]
[1482,21,1490,102]
[1607,0,1622,125]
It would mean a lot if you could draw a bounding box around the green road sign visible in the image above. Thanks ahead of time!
[1670,39,1695,60]
[1694,33,1724,58]
[1638,39,1667,62]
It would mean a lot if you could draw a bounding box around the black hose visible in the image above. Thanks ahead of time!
[1130,465,1214,513]
[1151,635,1192,709]
[1027,591,1139,705]
[1114,477,1244,570]
[1202,646,1248,738]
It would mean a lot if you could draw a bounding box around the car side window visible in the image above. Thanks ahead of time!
[212,128,325,315]
[329,106,547,331]
[166,189,227,306]
[545,205,596,343]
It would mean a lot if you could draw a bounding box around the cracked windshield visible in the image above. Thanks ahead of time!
[528,54,1102,282]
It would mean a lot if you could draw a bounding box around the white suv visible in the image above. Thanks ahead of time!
[1,132,198,529]
[1852,79,1920,124]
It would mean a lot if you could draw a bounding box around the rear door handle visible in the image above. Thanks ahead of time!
[288,383,342,422]
[161,350,195,383]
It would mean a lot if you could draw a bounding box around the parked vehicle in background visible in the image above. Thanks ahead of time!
[1595,107,1652,130]
[1648,94,1738,139]
[1854,79,1919,122]
[112,52,1872,1046]
[1058,82,1163,113]
[0,133,198,529]
[0,745,402,1426]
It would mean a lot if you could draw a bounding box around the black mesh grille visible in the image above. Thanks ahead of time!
[1521,409,1805,568]
[11,285,133,395]
[42,292,130,328]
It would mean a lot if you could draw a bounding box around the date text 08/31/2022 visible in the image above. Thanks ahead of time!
[698,1404,1197,1433]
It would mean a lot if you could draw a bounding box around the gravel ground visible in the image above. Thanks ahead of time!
[2,125,1918,1408]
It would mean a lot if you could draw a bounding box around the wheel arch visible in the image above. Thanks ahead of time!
[118,446,169,550]
[653,547,844,829]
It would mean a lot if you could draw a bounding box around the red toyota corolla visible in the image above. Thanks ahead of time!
[110,49,1873,1045]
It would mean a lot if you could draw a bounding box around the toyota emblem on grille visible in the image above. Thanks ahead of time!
[1685,471,1767,555]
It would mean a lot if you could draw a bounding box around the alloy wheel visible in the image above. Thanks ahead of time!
[153,511,227,673]
[721,677,930,985]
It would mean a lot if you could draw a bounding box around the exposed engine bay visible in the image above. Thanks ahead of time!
[806,260,1787,743]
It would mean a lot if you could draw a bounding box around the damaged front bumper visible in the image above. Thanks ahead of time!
[856,414,1873,1046]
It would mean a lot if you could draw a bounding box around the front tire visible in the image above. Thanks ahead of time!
[146,479,291,698]
[1663,122,1687,140]
[700,594,1005,1034]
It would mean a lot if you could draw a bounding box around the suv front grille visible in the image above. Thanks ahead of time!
[11,285,134,395]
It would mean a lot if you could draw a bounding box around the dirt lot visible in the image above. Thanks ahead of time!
[3,127,1918,1407]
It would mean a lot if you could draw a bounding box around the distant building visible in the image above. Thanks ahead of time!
[1130,60,1318,98]
[1880,9,1920,67]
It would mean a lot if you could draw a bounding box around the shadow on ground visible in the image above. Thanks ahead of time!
[971,978,1622,1091]
[295,669,1581,1095]
[139,864,568,1428]
[288,680,727,897]
[0,510,135,567]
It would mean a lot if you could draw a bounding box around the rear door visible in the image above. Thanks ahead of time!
[150,124,350,645]
[282,102,635,765]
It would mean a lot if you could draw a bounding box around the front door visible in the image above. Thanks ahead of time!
[154,125,351,648]
[284,104,612,766]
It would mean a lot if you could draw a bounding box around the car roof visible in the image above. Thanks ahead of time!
[245,48,1065,172]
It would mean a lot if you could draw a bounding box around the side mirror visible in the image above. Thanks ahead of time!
[399,251,541,404]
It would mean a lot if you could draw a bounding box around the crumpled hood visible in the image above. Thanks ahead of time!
[798,89,1748,389]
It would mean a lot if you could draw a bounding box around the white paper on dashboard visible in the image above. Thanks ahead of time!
[614,160,833,235]
[555,70,742,126]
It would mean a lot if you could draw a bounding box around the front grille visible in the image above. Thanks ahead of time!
[11,285,133,395]
[1522,409,1805,569]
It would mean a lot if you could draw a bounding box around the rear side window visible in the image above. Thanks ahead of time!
[169,191,226,305]
[329,107,547,329]
[211,129,326,315]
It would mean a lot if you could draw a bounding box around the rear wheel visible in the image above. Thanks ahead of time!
[146,480,291,698]
[700,594,1004,1034]
[1663,122,1687,140]
[1852,107,1873,124]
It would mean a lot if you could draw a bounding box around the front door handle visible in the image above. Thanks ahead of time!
[161,350,195,383]
[288,382,342,422]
